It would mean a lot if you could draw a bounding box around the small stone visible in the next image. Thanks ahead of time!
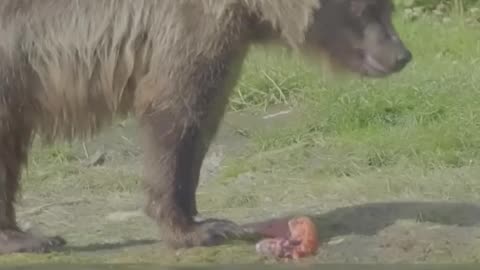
[88,150,106,166]
[328,237,345,246]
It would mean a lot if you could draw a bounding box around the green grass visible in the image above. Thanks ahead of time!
[223,15,480,176]
[208,15,480,216]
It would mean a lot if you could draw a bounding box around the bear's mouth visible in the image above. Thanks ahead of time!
[322,46,395,78]
[348,49,393,78]
[361,53,391,77]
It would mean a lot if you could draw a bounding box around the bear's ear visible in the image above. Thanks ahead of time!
[350,0,373,17]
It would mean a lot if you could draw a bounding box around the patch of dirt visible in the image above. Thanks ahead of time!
[10,109,480,264]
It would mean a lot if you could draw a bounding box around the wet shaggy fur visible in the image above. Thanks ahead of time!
[0,0,319,141]
[0,0,410,252]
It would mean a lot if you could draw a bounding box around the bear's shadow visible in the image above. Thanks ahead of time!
[311,201,480,240]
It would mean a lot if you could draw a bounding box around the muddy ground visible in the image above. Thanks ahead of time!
[3,108,480,266]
